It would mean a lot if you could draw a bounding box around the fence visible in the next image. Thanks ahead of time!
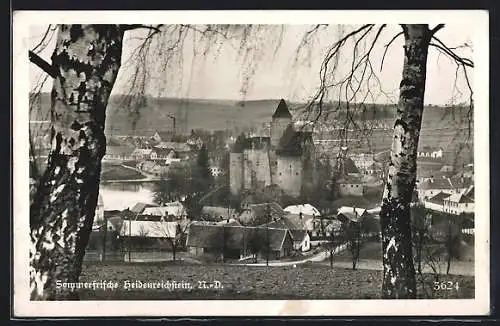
[83,249,188,263]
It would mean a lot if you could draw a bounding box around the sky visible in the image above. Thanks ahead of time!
[29,24,474,105]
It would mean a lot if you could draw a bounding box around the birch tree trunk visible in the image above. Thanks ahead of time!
[380,24,431,299]
[29,25,124,300]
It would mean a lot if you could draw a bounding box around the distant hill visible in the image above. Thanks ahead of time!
[30,93,472,135]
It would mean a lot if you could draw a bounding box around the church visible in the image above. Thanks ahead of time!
[229,99,315,197]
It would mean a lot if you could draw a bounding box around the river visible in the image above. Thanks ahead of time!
[99,181,156,211]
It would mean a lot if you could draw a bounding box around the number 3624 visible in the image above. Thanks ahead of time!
[434,281,459,290]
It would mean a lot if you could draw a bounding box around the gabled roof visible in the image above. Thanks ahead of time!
[289,230,308,242]
[153,147,177,158]
[132,148,153,156]
[284,204,321,217]
[337,206,370,222]
[130,202,159,214]
[272,99,293,119]
[186,224,291,251]
[248,202,285,220]
[155,142,191,152]
[143,201,186,217]
[201,206,237,220]
[282,214,307,230]
[445,193,474,204]
[426,191,450,205]
[417,177,454,190]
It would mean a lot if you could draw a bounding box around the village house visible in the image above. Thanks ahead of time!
[417,146,444,159]
[282,204,320,232]
[142,201,187,220]
[155,142,192,160]
[416,175,473,200]
[151,147,178,161]
[119,219,184,250]
[130,202,159,215]
[186,224,294,260]
[338,177,366,197]
[200,206,237,221]
[103,145,135,162]
[336,206,379,237]
[423,191,449,213]
[137,160,170,177]
[131,148,154,161]
[237,202,286,226]
[443,192,474,215]
[260,218,311,252]
[423,186,474,215]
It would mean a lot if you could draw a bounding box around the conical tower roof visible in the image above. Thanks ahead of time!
[272,99,292,119]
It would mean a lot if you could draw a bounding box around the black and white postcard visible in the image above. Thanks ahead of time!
[13,10,490,316]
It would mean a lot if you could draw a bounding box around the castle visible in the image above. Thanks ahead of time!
[229,99,315,197]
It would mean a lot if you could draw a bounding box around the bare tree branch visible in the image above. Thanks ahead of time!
[430,36,474,68]
[380,31,403,71]
[121,24,164,33]
[28,50,58,78]
[429,24,445,36]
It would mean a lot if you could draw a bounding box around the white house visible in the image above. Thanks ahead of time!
[120,220,180,238]
[417,146,444,159]
[290,230,311,252]
[142,201,187,219]
[423,191,449,213]
[131,148,154,161]
[443,192,474,215]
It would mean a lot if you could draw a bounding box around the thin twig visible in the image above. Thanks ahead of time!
[380,31,403,71]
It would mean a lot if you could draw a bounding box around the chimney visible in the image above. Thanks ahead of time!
[430,176,434,183]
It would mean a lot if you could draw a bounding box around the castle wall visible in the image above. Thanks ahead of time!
[270,118,292,148]
[243,149,272,190]
[277,156,303,197]
[229,153,244,195]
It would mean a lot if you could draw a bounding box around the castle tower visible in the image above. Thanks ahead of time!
[229,152,244,195]
[270,99,292,148]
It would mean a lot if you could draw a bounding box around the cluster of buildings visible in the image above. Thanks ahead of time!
[418,175,475,215]
[103,129,224,178]
[92,194,380,262]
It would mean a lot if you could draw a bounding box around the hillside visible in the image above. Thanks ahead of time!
[30,93,472,133]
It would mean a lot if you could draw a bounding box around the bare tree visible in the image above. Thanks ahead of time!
[298,24,472,298]
[342,221,362,270]
[151,219,189,261]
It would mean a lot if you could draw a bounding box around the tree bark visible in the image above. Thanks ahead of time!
[30,25,124,300]
[380,24,431,299]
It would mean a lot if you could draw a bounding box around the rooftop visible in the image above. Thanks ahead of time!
[272,99,293,119]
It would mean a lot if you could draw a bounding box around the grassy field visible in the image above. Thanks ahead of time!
[78,261,473,300]
[335,240,474,263]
